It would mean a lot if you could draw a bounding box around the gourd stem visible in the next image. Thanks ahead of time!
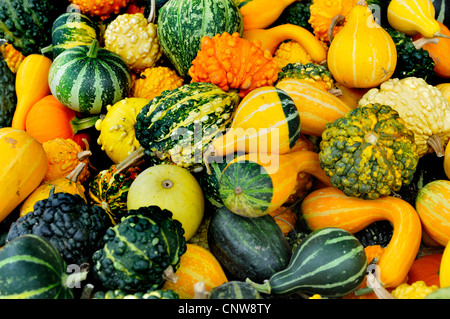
[77,150,92,161]
[86,39,100,59]
[65,162,86,182]
[148,0,156,24]
[434,31,450,40]
[203,144,216,175]
[427,134,445,157]
[366,272,396,299]
[328,15,345,43]
[40,44,53,54]
[71,114,101,134]
[413,37,439,50]
[115,146,145,175]
[193,282,209,299]
[64,270,89,289]
[245,278,272,295]
[163,265,179,284]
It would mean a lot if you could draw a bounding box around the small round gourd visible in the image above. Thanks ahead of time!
[127,164,205,240]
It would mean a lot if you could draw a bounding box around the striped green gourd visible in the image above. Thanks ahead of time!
[134,82,240,172]
[432,0,450,26]
[157,0,244,78]
[207,205,292,282]
[247,227,368,297]
[0,234,78,299]
[47,11,98,59]
[208,281,263,299]
[48,39,131,114]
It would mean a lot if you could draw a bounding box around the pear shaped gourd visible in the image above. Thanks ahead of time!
[387,0,447,38]
[327,0,397,88]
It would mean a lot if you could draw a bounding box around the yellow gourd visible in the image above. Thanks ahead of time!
[387,0,448,39]
[0,128,48,222]
[242,24,328,63]
[445,141,450,179]
[441,241,450,288]
[234,0,298,30]
[327,0,397,88]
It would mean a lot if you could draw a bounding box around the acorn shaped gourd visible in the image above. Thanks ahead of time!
[327,0,397,88]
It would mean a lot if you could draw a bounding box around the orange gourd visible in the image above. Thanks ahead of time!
[11,54,52,131]
[68,0,130,20]
[275,78,354,136]
[0,128,48,222]
[407,254,442,287]
[162,244,228,299]
[301,186,422,288]
[415,180,450,246]
[19,162,88,217]
[269,207,298,235]
[25,95,99,144]
[242,24,328,63]
[327,0,397,88]
[414,22,450,78]
[42,138,91,183]
[188,32,278,98]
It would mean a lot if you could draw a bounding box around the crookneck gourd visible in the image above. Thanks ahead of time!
[319,103,419,199]
[358,77,450,158]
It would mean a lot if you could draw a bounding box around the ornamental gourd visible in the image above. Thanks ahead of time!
[68,0,130,20]
[319,103,419,199]
[157,0,243,78]
[204,86,301,175]
[387,0,447,38]
[358,77,450,158]
[300,186,422,288]
[415,180,450,246]
[189,32,279,98]
[48,39,131,114]
[327,0,397,88]
[219,150,332,217]
[445,140,450,179]
[0,128,48,223]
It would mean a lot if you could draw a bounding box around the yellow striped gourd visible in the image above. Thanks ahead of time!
[327,0,397,88]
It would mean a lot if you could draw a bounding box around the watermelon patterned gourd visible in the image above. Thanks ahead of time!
[48,39,131,114]
[247,227,368,297]
[0,235,77,299]
[134,82,240,172]
[47,11,98,59]
[157,0,244,78]
[92,205,187,292]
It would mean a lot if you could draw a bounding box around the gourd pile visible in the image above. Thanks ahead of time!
[1,0,450,300]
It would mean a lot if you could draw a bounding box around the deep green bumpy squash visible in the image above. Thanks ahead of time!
[157,0,244,78]
[92,206,187,293]
[48,39,131,114]
[49,12,99,59]
[247,227,367,297]
[0,0,64,56]
[319,103,419,199]
[207,206,292,283]
[134,82,240,172]
[0,235,74,299]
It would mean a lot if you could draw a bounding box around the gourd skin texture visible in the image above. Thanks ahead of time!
[387,0,440,38]
[235,0,297,30]
[69,0,130,20]
[319,103,419,199]
[415,180,450,246]
[327,2,397,88]
[359,77,450,158]
[0,128,48,223]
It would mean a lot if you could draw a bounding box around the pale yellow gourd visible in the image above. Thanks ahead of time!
[327,0,397,88]
[387,0,448,39]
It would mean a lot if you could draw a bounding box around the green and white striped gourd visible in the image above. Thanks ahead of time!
[48,39,131,114]
[247,227,368,297]
[134,82,240,172]
[157,0,244,78]
[0,235,79,299]
[48,11,98,59]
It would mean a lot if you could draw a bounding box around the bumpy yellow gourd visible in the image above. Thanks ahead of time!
[104,13,162,72]
[327,0,397,88]
[387,0,444,38]
[131,66,184,101]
